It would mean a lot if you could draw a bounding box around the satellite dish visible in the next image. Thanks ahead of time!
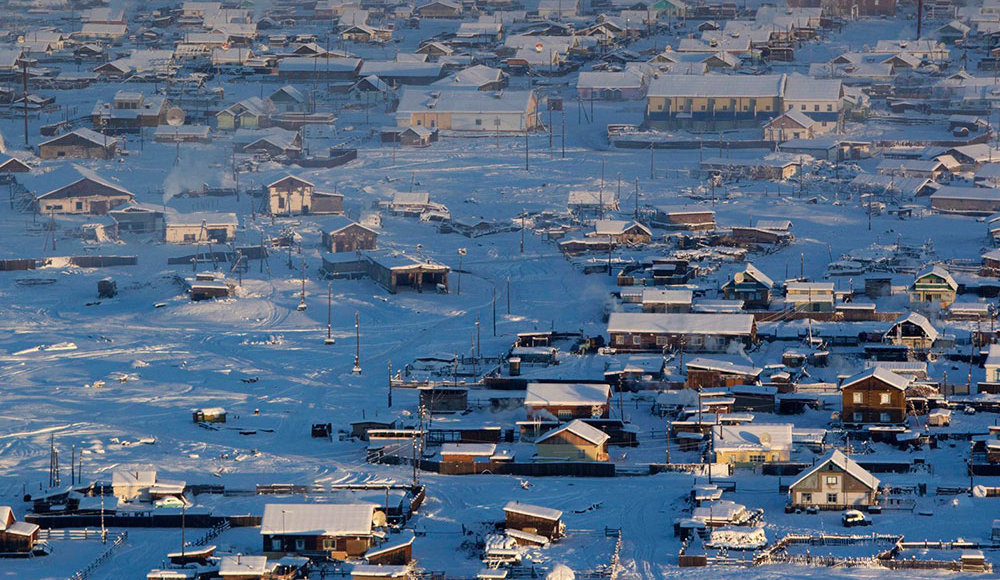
[734,272,744,283]
[166,107,186,127]
[372,510,387,527]
[535,42,544,52]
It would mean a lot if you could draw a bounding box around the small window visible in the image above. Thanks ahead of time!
[801,492,812,503]
[632,335,641,345]
[879,393,890,405]
[271,538,282,551]
[295,538,305,551]
[322,539,335,550]
[75,201,84,210]
[826,476,838,485]
[615,335,625,345]
[853,412,863,422]
[748,454,765,463]
[880,412,891,422]
[800,104,806,110]
[58,151,66,157]
[826,493,838,503]
[475,118,482,126]
[416,120,422,126]
[655,336,667,346]
[827,104,833,111]
[852,392,863,404]
[813,104,820,111]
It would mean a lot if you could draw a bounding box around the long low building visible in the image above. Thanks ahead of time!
[323,249,449,293]
[646,74,786,130]
[396,87,540,132]
[607,312,756,352]
[930,185,1000,214]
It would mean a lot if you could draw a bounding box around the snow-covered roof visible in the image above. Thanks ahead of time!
[713,423,792,452]
[914,265,958,291]
[260,503,377,536]
[440,443,497,456]
[783,73,842,101]
[840,366,910,392]
[607,312,755,336]
[397,88,534,115]
[219,555,271,576]
[789,450,880,491]
[692,500,745,523]
[432,65,505,89]
[524,382,610,406]
[506,528,549,545]
[577,70,645,90]
[738,263,773,289]
[641,288,693,304]
[595,219,650,237]
[113,469,157,487]
[166,212,237,228]
[686,357,762,377]
[503,501,563,521]
[350,565,411,578]
[4,521,39,537]
[648,74,785,98]
[537,419,610,446]
[888,311,939,342]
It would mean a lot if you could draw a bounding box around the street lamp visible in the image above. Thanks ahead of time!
[456,248,467,295]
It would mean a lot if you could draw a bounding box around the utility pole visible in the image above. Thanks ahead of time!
[492,288,497,336]
[297,255,307,311]
[506,276,511,314]
[325,282,335,345]
[649,143,654,179]
[387,361,393,407]
[352,312,362,374]
[561,110,566,158]
[475,315,481,358]
[634,178,639,220]
[22,61,30,147]
[524,125,529,171]
[520,209,526,254]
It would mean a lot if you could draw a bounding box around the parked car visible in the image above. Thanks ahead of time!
[842,509,872,527]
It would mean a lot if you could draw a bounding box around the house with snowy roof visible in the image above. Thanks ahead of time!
[31,167,134,215]
[840,367,909,426]
[712,423,792,465]
[38,128,120,160]
[535,419,610,462]
[763,110,816,142]
[261,503,384,558]
[686,357,763,389]
[503,502,564,540]
[395,88,539,132]
[646,74,786,130]
[432,65,508,91]
[911,265,958,306]
[607,312,757,352]
[787,450,880,509]
[322,216,377,253]
[721,264,773,308]
[884,312,939,350]
[524,382,611,420]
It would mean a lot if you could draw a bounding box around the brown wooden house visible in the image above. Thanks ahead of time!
[0,507,40,553]
[787,450,880,509]
[503,502,564,540]
[261,503,383,559]
[720,264,773,309]
[685,357,762,389]
[840,367,909,426]
[523,382,611,420]
[323,216,378,253]
[38,128,119,160]
[535,419,610,462]
[364,530,415,565]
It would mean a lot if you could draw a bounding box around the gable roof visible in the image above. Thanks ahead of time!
[323,215,376,236]
[260,503,377,536]
[33,167,133,200]
[268,174,313,189]
[840,366,910,392]
[914,265,958,290]
[40,128,118,149]
[536,419,610,446]
[503,501,562,521]
[790,450,880,491]
[524,382,610,406]
[712,423,792,452]
[888,311,939,342]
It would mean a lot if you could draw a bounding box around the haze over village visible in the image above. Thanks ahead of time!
[7,0,1000,578]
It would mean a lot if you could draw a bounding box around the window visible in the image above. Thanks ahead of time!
[75,201,84,210]
[615,335,625,345]
[475,118,482,126]
[655,335,668,346]
[801,492,812,503]
[183,234,196,243]
[632,335,642,345]
[880,412,891,422]
[879,393,890,405]
[295,539,305,551]
[852,392,863,404]
[700,105,706,111]
[748,454,765,463]
[826,476,838,486]
[827,493,838,503]
[813,104,819,111]
[58,151,66,157]
[271,538,282,551]
[853,412,862,422]
[826,104,833,112]
[278,196,285,209]
[800,104,806,110]
[416,120,422,126]
[691,336,703,346]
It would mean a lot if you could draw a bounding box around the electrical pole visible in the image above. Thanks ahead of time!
[22,61,29,147]
[352,312,362,374]
[524,126,529,171]
[492,288,497,336]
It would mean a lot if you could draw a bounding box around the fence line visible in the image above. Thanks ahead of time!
[67,530,127,580]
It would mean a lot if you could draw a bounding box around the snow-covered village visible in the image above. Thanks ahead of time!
[9,0,1000,578]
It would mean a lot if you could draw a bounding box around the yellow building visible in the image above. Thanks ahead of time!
[646,74,785,130]
[712,423,792,465]
[910,265,958,308]
[535,420,609,462]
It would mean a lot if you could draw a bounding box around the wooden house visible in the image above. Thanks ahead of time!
[218,555,275,579]
[785,282,835,312]
[216,97,275,130]
[269,85,309,113]
[261,503,383,559]
[361,249,450,293]
[607,312,757,353]
[398,126,438,147]
[439,443,497,464]
[930,186,1000,215]
[0,507,39,553]
[523,382,611,420]
[840,367,909,426]
[535,419,610,462]
[110,203,165,234]
[686,357,762,389]
[883,312,938,350]
[323,216,378,253]
[592,220,652,244]
[192,407,226,423]
[417,385,467,412]
[364,531,415,565]
[721,264,773,309]
[763,110,815,142]
[0,154,30,174]
[164,212,237,244]
[91,91,169,132]
[396,88,539,132]
[38,128,119,160]
[267,175,344,216]
[35,171,134,215]
[415,0,463,18]
[712,423,792,465]
[787,450,880,509]
[503,502,564,540]
[651,206,716,231]
[909,266,958,308]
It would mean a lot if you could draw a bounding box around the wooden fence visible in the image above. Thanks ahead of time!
[67,530,127,580]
